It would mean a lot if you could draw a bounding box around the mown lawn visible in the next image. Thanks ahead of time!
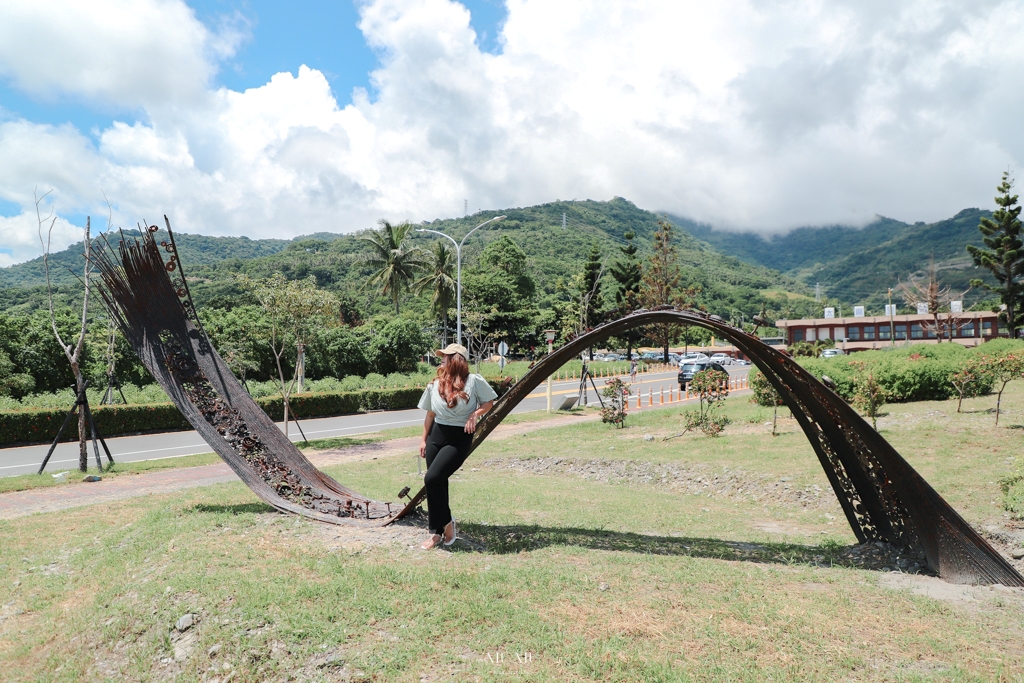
[1,385,1022,681]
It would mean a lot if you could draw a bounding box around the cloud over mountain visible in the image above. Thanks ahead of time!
[0,0,1022,265]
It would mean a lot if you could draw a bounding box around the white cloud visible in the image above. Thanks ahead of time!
[1,0,1023,264]
[0,210,83,268]
[0,0,244,109]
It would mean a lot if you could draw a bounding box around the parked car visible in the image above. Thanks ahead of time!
[709,353,733,366]
[600,353,622,362]
[640,351,660,361]
[820,348,846,358]
[678,360,728,390]
[732,359,749,366]
[678,352,709,366]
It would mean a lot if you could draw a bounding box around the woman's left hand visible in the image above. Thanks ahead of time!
[464,413,478,434]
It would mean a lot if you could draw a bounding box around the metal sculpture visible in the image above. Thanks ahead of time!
[393,308,1024,586]
[94,220,395,524]
[95,224,1022,585]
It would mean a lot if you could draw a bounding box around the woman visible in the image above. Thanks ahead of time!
[417,343,497,550]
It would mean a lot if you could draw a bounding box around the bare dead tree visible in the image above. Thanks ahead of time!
[897,259,970,342]
[36,189,93,471]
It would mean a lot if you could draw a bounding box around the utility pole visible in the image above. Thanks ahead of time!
[562,212,566,229]
[464,199,468,217]
[416,215,507,346]
[815,283,821,303]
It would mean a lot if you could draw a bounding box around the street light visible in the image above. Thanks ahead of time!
[416,215,506,347]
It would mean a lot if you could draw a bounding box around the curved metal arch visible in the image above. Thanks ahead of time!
[94,225,1021,585]
[394,309,1023,586]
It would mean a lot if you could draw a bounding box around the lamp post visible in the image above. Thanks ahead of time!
[544,330,557,412]
[416,215,506,347]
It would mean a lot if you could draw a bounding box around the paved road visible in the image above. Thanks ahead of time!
[1,366,749,477]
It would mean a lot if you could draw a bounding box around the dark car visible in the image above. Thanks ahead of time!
[677,361,727,391]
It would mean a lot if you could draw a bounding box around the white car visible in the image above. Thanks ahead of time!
[678,352,709,366]
[709,353,733,366]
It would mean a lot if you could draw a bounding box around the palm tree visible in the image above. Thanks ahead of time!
[414,241,457,345]
[359,220,427,314]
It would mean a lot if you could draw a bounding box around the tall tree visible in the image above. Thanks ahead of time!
[237,273,336,438]
[581,242,604,327]
[413,241,457,346]
[359,219,427,315]
[641,220,695,361]
[968,172,1024,338]
[37,190,95,471]
[580,243,604,360]
[462,236,537,349]
[609,231,642,358]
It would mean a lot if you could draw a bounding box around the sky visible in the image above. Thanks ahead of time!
[0,0,1022,267]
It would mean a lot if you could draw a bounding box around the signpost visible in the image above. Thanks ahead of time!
[497,341,508,374]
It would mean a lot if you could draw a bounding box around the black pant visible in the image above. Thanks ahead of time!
[423,422,473,535]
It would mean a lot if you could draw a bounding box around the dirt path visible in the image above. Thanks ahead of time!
[0,413,599,521]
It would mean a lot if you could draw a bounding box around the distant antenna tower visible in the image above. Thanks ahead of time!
[815,283,821,303]
[562,212,566,229]
[464,199,468,217]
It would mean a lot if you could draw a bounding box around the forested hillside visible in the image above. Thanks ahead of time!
[1,197,811,320]
[671,209,994,309]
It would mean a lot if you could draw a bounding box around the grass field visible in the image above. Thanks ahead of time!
[1,385,1023,681]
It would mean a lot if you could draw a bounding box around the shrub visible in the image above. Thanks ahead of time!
[0,385,430,446]
[748,368,784,435]
[797,343,998,403]
[340,376,364,391]
[600,377,630,428]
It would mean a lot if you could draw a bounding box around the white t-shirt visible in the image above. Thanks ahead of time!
[417,374,498,427]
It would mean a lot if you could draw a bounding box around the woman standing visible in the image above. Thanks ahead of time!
[417,343,497,550]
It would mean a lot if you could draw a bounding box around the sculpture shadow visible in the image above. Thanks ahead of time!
[451,522,922,575]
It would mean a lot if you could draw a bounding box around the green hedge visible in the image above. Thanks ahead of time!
[792,342,1024,403]
[0,379,511,446]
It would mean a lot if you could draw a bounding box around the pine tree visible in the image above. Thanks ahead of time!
[968,172,1024,337]
[580,243,604,360]
[641,221,698,361]
[609,231,642,358]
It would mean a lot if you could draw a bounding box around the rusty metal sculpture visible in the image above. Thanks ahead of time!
[96,225,1022,585]
[394,308,1024,586]
[94,220,396,524]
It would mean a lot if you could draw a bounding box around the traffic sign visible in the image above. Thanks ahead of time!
[497,341,509,356]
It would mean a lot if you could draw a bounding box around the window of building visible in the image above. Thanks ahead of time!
[792,329,804,342]
[962,322,975,337]
[983,321,994,336]
[895,324,907,340]
[911,324,923,339]
[864,326,875,340]
[848,326,860,340]
[878,325,890,340]
[806,328,816,342]
[926,325,936,338]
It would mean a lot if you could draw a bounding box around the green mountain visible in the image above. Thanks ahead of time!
[670,209,994,310]
[0,231,289,289]
[0,197,812,322]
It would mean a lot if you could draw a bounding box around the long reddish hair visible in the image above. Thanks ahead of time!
[436,353,470,408]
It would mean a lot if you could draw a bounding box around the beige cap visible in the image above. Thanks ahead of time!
[437,343,469,361]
